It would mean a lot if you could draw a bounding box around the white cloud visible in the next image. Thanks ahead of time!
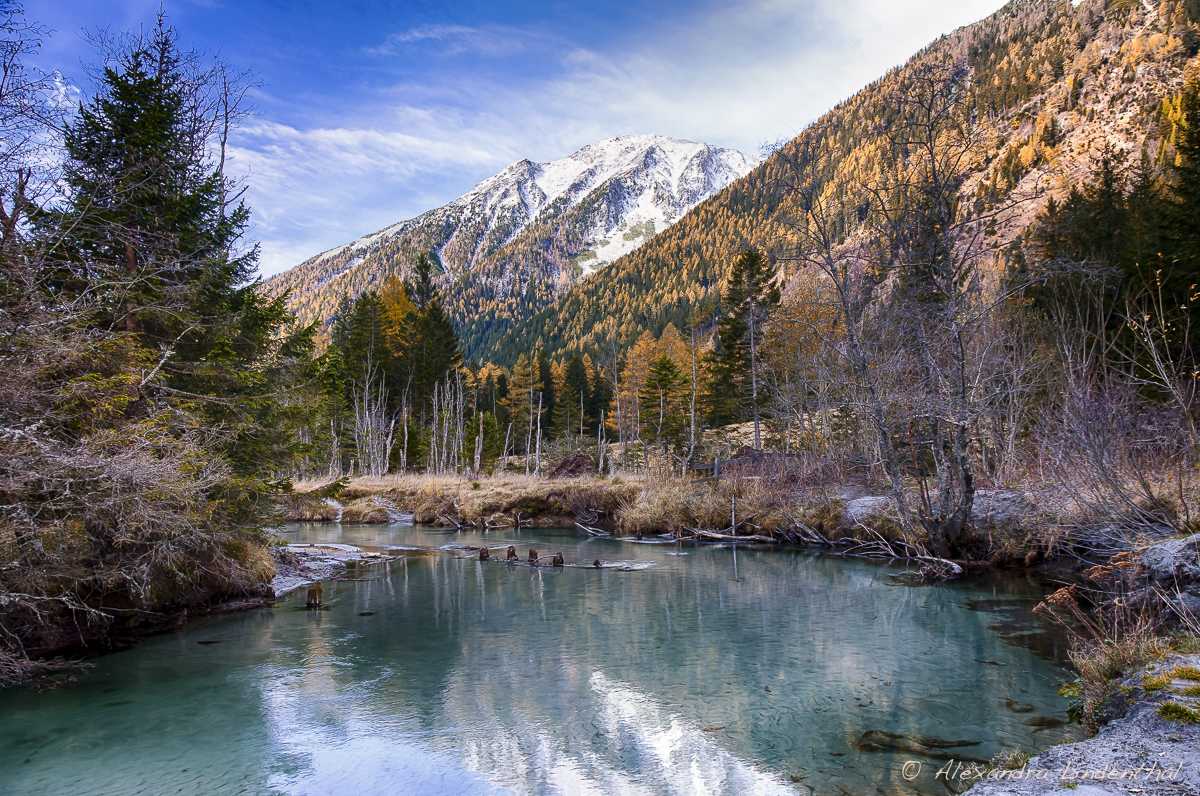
[369,23,540,57]
[231,119,520,275]
[243,0,1008,276]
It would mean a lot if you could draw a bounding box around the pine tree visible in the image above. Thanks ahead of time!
[641,354,685,464]
[54,15,313,483]
[704,247,779,445]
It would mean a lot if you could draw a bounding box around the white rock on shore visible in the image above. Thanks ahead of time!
[270,544,398,597]
[966,654,1200,796]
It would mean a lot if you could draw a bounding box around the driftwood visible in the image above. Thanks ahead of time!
[576,522,609,536]
[840,530,963,579]
[781,512,838,547]
[684,527,778,544]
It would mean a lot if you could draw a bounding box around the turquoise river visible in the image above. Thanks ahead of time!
[0,523,1080,796]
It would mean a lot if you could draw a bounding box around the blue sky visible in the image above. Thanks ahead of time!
[25,0,1005,276]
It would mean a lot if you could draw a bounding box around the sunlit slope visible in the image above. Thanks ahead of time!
[489,0,1196,366]
[263,135,756,353]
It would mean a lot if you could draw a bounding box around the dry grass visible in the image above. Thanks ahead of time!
[611,475,843,538]
[1069,633,1171,732]
[302,472,643,528]
[1158,702,1200,723]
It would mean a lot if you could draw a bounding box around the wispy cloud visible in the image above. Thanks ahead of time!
[368,23,542,57]
[230,120,519,274]
[233,0,1007,276]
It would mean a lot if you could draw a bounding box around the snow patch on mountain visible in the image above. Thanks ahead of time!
[303,134,756,277]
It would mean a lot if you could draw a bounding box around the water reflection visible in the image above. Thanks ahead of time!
[0,525,1077,796]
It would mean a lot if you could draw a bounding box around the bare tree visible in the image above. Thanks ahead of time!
[774,60,1035,556]
[352,354,395,478]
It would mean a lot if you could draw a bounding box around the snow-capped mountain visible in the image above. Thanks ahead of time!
[265,134,758,351]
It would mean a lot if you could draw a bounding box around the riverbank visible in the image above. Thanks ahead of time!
[283,470,1066,570]
[966,653,1200,796]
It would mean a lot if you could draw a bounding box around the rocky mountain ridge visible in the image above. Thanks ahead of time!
[264,134,756,352]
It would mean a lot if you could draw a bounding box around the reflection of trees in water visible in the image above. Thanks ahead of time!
[302,546,1073,795]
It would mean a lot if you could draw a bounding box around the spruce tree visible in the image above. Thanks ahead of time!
[704,247,780,445]
[54,15,313,484]
[536,348,555,437]
[641,354,685,462]
[406,250,463,412]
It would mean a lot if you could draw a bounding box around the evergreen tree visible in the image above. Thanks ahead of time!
[406,250,462,412]
[553,354,591,436]
[641,354,685,462]
[1165,74,1200,310]
[54,15,313,484]
[704,247,780,444]
[536,348,555,437]
[588,362,612,435]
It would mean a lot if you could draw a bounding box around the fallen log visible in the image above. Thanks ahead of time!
[575,523,610,536]
[686,527,778,544]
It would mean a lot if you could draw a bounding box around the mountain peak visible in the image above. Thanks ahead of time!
[265,134,758,351]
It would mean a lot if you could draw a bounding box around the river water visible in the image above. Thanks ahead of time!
[0,523,1079,796]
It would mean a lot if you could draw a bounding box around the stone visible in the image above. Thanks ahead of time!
[969,489,1036,529]
[842,496,893,525]
[1139,533,1200,587]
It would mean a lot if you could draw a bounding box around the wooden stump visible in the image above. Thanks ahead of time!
[305,581,323,609]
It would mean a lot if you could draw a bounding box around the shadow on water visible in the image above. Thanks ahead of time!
[0,523,1081,796]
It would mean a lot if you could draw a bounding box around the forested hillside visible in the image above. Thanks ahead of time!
[492,0,1199,365]
[264,137,754,359]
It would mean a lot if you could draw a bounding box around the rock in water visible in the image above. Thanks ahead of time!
[856,730,985,761]
[548,450,595,478]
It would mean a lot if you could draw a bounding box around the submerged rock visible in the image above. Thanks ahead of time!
[856,730,984,761]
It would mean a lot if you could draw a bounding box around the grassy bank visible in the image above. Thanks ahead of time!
[285,466,1050,568]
